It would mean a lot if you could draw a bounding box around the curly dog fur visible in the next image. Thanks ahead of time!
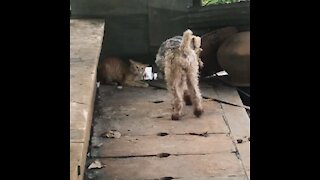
[191,36,204,68]
[163,29,204,120]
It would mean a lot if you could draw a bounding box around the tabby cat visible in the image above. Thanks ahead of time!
[98,57,149,88]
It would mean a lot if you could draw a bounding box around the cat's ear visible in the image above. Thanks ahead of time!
[129,59,136,64]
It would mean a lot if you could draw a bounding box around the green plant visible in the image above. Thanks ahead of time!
[202,0,242,6]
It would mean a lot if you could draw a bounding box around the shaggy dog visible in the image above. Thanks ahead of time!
[155,34,203,73]
[156,29,204,120]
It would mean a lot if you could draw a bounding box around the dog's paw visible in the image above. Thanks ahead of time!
[194,108,204,118]
[171,114,180,120]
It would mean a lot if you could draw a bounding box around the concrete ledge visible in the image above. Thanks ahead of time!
[70,19,104,180]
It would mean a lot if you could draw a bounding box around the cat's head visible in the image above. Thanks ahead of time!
[129,59,149,76]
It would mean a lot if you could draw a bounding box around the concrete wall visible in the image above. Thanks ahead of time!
[70,0,250,64]
[71,0,193,64]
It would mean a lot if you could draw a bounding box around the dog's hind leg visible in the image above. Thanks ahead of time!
[186,69,203,118]
[171,72,185,120]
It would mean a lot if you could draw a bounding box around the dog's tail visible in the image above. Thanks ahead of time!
[179,29,193,52]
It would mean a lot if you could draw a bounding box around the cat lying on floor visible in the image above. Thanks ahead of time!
[98,57,149,88]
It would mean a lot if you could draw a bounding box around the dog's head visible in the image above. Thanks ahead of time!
[191,35,202,51]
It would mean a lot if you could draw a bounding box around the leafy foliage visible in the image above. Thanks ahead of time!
[202,0,247,6]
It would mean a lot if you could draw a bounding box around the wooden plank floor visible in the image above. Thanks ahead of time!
[70,19,105,180]
[85,80,250,180]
